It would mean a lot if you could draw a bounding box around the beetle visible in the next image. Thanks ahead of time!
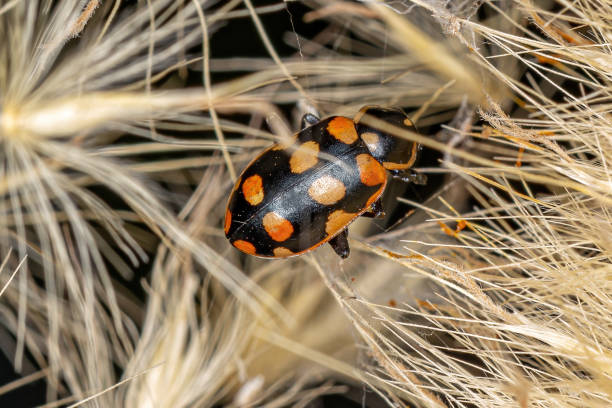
[224,106,426,259]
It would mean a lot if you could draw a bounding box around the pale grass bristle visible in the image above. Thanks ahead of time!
[0,0,610,407]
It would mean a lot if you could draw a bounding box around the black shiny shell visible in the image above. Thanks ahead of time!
[225,116,387,258]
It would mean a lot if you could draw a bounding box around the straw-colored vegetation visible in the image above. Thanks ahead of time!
[0,0,610,407]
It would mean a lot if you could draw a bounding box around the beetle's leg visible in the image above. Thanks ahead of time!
[362,198,385,218]
[328,229,350,259]
[391,169,427,185]
[301,113,320,129]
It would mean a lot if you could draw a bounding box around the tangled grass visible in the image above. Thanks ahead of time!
[0,0,610,407]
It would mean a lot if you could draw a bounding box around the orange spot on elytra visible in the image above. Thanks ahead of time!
[224,209,232,235]
[327,117,358,144]
[233,240,256,255]
[356,154,386,186]
[273,247,294,257]
[263,212,294,242]
[242,175,264,206]
[308,175,346,205]
[360,131,379,152]
[289,141,319,173]
[325,210,356,235]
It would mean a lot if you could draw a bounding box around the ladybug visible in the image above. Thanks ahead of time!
[224,106,426,259]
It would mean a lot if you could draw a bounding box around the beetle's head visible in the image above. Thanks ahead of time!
[354,106,421,172]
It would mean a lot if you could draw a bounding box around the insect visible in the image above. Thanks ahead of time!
[224,106,426,259]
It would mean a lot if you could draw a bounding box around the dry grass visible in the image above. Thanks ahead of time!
[0,0,610,407]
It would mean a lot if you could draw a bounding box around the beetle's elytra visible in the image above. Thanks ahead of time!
[224,106,426,259]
